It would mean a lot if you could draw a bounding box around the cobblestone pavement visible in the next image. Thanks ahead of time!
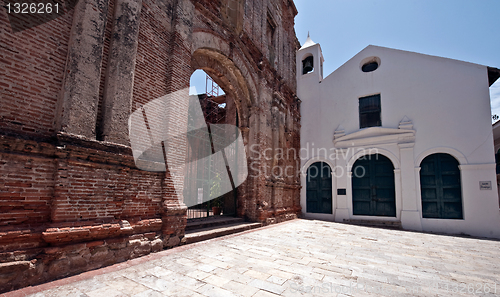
[9,219,500,297]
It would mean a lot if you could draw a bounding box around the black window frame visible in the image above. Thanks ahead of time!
[359,94,381,129]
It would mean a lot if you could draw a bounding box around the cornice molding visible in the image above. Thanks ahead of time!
[333,127,415,148]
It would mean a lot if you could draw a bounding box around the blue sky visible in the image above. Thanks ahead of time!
[293,0,500,121]
[191,1,500,120]
[190,70,225,96]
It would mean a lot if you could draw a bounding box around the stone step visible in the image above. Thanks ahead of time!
[342,219,402,230]
[184,222,262,244]
[186,216,244,231]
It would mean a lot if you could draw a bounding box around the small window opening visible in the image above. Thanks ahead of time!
[362,61,379,72]
[359,94,381,128]
[302,56,314,74]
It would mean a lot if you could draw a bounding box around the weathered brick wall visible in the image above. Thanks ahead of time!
[132,0,174,110]
[51,159,163,222]
[0,6,72,139]
[0,136,182,292]
[189,0,301,223]
[0,153,54,226]
[0,0,301,292]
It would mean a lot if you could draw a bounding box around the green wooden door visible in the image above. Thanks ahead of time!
[352,154,396,217]
[420,153,462,219]
[306,162,332,214]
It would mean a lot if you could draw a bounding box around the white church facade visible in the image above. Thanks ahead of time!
[297,35,500,238]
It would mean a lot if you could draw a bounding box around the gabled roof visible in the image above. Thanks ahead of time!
[324,45,499,84]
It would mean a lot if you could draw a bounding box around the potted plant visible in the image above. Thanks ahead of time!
[211,198,222,216]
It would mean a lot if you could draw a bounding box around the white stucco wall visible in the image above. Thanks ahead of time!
[298,44,500,238]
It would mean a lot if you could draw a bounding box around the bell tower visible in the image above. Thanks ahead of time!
[296,33,324,99]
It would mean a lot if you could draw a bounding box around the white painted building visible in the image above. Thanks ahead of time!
[297,35,500,238]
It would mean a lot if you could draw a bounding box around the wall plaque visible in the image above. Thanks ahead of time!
[479,181,492,190]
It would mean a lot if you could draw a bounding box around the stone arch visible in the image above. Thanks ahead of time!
[191,48,254,129]
[190,31,258,108]
[346,147,400,171]
[415,147,468,167]
[301,156,335,176]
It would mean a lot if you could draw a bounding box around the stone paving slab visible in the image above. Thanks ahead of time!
[5,219,500,297]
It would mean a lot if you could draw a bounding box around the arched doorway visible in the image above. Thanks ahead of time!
[306,162,332,214]
[188,48,252,219]
[420,153,463,219]
[185,69,241,219]
[352,154,396,217]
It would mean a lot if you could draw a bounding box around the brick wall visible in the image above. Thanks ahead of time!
[0,7,72,139]
[132,0,173,111]
[0,154,54,226]
[51,160,163,222]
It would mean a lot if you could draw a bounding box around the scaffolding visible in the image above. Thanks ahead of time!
[206,74,220,97]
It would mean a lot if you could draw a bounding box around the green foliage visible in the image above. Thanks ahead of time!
[210,173,222,207]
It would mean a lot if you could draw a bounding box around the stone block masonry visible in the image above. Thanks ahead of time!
[0,0,301,292]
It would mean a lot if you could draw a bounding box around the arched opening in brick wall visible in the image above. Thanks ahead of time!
[191,49,252,127]
[187,49,253,221]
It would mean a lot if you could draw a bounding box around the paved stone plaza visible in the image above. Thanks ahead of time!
[7,219,500,297]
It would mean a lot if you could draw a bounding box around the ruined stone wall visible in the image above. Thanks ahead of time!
[0,0,301,292]
[189,0,301,223]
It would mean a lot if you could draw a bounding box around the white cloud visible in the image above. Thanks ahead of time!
[490,79,500,123]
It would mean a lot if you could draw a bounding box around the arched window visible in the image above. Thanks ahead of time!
[302,56,314,75]
[352,154,396,217]
[420,153,463,219]
[306,162,332,214]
